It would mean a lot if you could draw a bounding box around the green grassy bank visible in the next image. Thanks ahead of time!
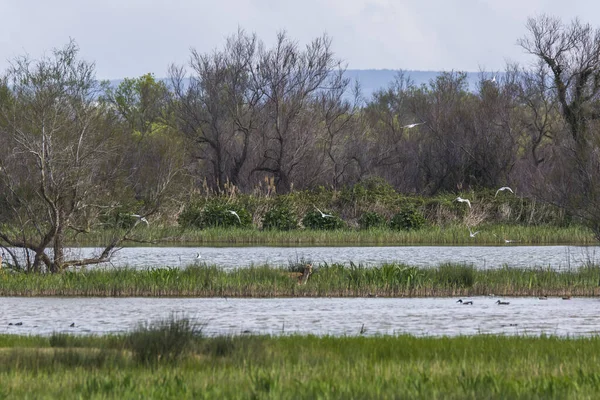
[75,224,595,246]
[2,263,600,297]
[1,328,600,399]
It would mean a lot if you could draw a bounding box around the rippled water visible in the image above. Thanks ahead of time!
[22,244,600,270]
[1,296,598,337]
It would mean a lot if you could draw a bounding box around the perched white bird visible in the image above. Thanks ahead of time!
[468,228,480,238]
[494,186,514,197]
[227,210,242,224]
[131,214,149,226]
[314,206,334,218]
[401,122,425,129]
[454,197,471,208]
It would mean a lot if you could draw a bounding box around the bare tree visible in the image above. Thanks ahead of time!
[170,29,262,191]
[0,41,155,272]
[252,32,347,193]
[519,15,600,145]
[519,15,600,238]
[516,61,562,167]
[363,72,421,191]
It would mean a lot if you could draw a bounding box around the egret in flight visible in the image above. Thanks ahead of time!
[454,197,471,208]
[494,186,514,197]
[401,122,425,129]
[131,214,149,226]
[493,234,519,243]
[227,210,242,224]
[314,206,334,218]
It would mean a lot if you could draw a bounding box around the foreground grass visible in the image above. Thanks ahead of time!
[2,263,600,297]
[71,224,596,246]
[2,330,600,399]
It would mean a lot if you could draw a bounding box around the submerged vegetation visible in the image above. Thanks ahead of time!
[2,322,600,398]
[1,262,600,297]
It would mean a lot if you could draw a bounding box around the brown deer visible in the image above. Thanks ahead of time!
[283,264,313,285]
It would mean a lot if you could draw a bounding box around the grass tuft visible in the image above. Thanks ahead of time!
[125,315,203,364]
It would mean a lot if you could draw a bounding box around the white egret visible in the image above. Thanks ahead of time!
[131,214,149,226]
[454,197,471,208]
[401,122,425,129]
[494,186,514,197]
[227,210,242,224]
[313,206,334,218]
[493,234,519,243]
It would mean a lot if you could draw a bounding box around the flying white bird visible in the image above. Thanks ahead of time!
[196,253,201,259]
[130,214,149,226]
[401,122,425,129]
[454,197,471,208]
[491,75,497,83]
[493,234,519,243]
[468,228,480,238]
[314,206,334,218]
[495,186,514,197]
[227,210,242,224]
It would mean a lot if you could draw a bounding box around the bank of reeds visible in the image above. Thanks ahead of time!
[1,262,600,297]
[71,224,595,246]
[2,325,600,398]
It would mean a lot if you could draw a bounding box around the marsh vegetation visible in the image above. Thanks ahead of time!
[1,262,599,297]
[2,319,600,398]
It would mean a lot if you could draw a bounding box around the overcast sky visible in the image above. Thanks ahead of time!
[2,0,599,79]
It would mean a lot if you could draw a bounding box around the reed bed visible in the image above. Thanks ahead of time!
[2,328,600,399]
[2,262,600,297]
[69,224,596,246]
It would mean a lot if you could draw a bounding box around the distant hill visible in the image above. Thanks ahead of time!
[108,70,486,102]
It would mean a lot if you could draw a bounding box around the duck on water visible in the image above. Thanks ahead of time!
[456,299,473,305]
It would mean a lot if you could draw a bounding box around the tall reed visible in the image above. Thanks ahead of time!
[1,262,599,297]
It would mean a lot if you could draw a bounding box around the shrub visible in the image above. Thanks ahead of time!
[389,208,426,231]
[177,202,204,228]
[302,210,345,230]
[358,211,386,230]
[126,316,203,364]
[178,201,252,229]
[200,202,252,228]
[262,205,298,230]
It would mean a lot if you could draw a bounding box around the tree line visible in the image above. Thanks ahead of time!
[1,14,600,271]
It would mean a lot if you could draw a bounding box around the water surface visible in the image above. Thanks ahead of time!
[36,245,600,270]
[1,296,598,337]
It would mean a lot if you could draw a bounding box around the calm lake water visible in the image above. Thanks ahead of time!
[22,245,600,270]
[1,296,598,337]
